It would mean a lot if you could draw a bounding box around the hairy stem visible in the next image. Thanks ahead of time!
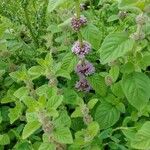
[75,0,83,46]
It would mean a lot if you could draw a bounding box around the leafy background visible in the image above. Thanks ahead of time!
[0,0,150,149]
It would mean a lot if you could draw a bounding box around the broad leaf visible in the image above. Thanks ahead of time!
[131,121,150,149]
[53,127,73,144]
[99,32,134,64]
[122,72,150,110]
[94,102,120,129]
[81,24,102,50]
[22,121,41,139]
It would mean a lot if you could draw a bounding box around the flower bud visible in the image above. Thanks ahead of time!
[130,32,145,41]
[136,14,147,25]
[105,75,113,86]
[71,15,87,31]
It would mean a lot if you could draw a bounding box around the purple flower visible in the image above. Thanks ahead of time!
[72,41,91,58]
[75,60,95,77]
[75,78,91,92]
[71,15,87,31]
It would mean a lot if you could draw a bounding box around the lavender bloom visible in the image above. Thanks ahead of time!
[75,78,91,92]
[72,41,91,58]
[75,60,95,77]
[71,15,87,31]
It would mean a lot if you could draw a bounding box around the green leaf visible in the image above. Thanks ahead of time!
[13,87,29,99]
[109,65,119,82]
[87,74,107,96]
[39,142,56,150]
[48,0,68,13]
[94,102,120,129]
[111,81,125,98]
[22,121,41,139]
[46,95,63,110]
[99,32,134,64]
[131,121,150,149]
[53,127,73,144]
[60,52,78,73]
[81,24,102,50]
[71,107,82,118]
[0,134,10,145]
[55,69,71,80]
[9,66,28,82]
[140,54,150,70]
[87,99,98,109]
[8,101,23,124]
[28,66,44,79]
[54,111,71,128]
[85,122,99,140]
[122,72,150,110]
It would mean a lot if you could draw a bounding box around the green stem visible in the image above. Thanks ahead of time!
[75,0,83,46]
[23,6,39,48]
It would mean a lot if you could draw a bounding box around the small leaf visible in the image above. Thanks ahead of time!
[87,74,107,96]
[39,142,56,150]
[0,134,10,145]
[13,87,29,99]
[87,99,98,109]
[109,65,119,82]
[46,95,63,110]
[8,101,23,124]
[28,66,44,79]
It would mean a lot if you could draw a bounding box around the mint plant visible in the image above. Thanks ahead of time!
[0,0,150,150]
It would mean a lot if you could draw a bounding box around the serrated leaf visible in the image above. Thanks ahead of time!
[46,95,63,110]
[99,32,134,64]
[87,74,107,96]
[131,121,150,149]
[48,0,68,13]
[22,121,41,139]
[8,101,23,124]
[0,134,10,145]
[109,65,119,82]
[53,127,73,144]
[122,72,150,110]
[13,87,29,99]
[60,52,78,73]
[39,143,56,150]
[94,102,120,129]
[87,99,98,109]
[81,24,102,50]
[85,122,99,140]
[28,66,44,79]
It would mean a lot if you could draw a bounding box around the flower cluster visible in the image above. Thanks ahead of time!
[71,15,87,31]
[75,78,91,92]
[75,60,95,77]
[130,13,147,41]
[72,41,91,58]
[71,10,95,92]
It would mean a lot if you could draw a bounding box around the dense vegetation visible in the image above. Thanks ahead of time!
[0,0,150,149]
